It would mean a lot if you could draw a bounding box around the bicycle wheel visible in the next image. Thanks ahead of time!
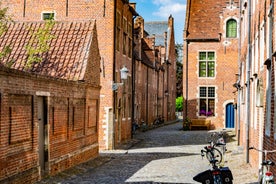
[206,147,223,164]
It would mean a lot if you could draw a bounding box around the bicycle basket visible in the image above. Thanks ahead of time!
[193,169,214,184]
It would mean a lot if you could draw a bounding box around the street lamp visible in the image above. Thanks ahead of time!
[112,65,129,91]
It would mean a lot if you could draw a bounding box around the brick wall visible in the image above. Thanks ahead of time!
[1,0,136,150]
[238,0,276,174]
[184,2,239,129]
[0,68,100,183]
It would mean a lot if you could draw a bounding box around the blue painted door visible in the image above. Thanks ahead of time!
[226,103,235,128]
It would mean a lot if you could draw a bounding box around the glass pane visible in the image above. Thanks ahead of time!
[200,99,207,115]
[199,52,206,60]
[208,99,215,116]
[208,52,215,60]
[199,62,206,77]
[200,87,207,97]
[208,87,215,97]
[43,13,54,20]
[227,19,237,38]
[208,61,215,77]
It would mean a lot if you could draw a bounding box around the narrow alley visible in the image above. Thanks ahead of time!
[37,122,258,184]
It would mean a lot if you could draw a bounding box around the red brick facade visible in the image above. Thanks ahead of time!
[133,16,176,127]
[0,0,138,150]
[238,0,276,177]
[0,10,101,184]
[184,0,239,129]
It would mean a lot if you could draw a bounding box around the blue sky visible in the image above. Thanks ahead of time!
[135,0,186,44]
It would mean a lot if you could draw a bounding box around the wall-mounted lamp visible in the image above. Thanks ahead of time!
[112,66,129,91]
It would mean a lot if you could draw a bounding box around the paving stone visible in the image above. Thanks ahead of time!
[36,122,258,184]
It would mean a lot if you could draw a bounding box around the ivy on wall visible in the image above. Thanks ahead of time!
[0,5,12,61]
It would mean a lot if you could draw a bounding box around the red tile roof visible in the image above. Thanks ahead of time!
[185,0,226,40]
[0,21,96,81]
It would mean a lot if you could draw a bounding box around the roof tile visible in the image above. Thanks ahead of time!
[0,21,95,81]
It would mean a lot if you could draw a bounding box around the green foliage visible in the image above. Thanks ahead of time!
[25,18,55,67]
[183,117,191,131]
[0,4,13,65]
[176,96,183,112]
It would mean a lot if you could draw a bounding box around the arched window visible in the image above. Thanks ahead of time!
[226,19,237,38]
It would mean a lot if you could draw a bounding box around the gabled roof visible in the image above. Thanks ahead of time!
[185,0,226,41]
[0,20,96,81]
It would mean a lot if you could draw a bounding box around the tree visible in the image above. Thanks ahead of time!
[0,4,12,61]
[175,96,183,112]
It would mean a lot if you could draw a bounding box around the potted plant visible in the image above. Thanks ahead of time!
[183,117,192,131]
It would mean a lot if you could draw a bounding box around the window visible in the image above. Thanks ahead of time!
[116,11,121,51]
[199,51,215,77]
[199,87,215,116]
[122,17,127,55]
[42,12,55,20]
[226,19,237,38]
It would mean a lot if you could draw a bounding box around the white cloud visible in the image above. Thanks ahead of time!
[153,3,186,20]
[151,0,186,43]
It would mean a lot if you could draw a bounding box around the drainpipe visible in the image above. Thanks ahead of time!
[237,0,242,146]
[146,67,149,124]
[131,10,138,138]
[112,0,117,150]
[246,0,252,163]
[184,38,189,120]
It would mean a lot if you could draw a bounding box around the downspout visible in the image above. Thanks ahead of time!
[163,68,165,118]
[184,37,189,120]
[246,0,252,163]
[237,0,242,146]
[157,66,159,117]
[112,0,117,150]
[131,14,138,138]
[146,67,149,124]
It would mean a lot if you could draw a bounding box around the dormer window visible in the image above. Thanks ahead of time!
[226,19,237,38]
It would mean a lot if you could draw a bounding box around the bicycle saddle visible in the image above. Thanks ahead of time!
[216,142,226,146]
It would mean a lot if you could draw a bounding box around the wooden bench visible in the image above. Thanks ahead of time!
[190,119,211,130]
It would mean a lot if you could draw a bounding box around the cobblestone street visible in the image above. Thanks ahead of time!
[37,122,258,184]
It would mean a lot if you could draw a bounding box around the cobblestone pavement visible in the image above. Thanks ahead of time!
[37,122,258,184]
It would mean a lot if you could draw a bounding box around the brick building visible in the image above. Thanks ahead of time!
[0,20,101,183]
[238,0,276,177]
[133,16,176,127]
[183,0,239,129]
[0,0,138,150]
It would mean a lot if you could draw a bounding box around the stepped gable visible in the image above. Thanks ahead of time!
[0,20,96,81]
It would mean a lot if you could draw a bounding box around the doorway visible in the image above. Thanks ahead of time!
[225,103,235,128]
[37,96,48,175]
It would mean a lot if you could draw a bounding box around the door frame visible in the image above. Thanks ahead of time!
[36,92,49,175]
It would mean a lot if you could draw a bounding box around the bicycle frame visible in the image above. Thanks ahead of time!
[249,147,276,184]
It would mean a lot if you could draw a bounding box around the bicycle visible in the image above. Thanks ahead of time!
[249,146,276,184]
[202,143,224,166]
[208,130,229,165]
[193,146,233,184]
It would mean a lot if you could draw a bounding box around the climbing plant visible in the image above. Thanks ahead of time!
[0,5,12,61]
[25,17,55,67]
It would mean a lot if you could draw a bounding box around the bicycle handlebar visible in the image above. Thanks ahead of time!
[249,146,276,153]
